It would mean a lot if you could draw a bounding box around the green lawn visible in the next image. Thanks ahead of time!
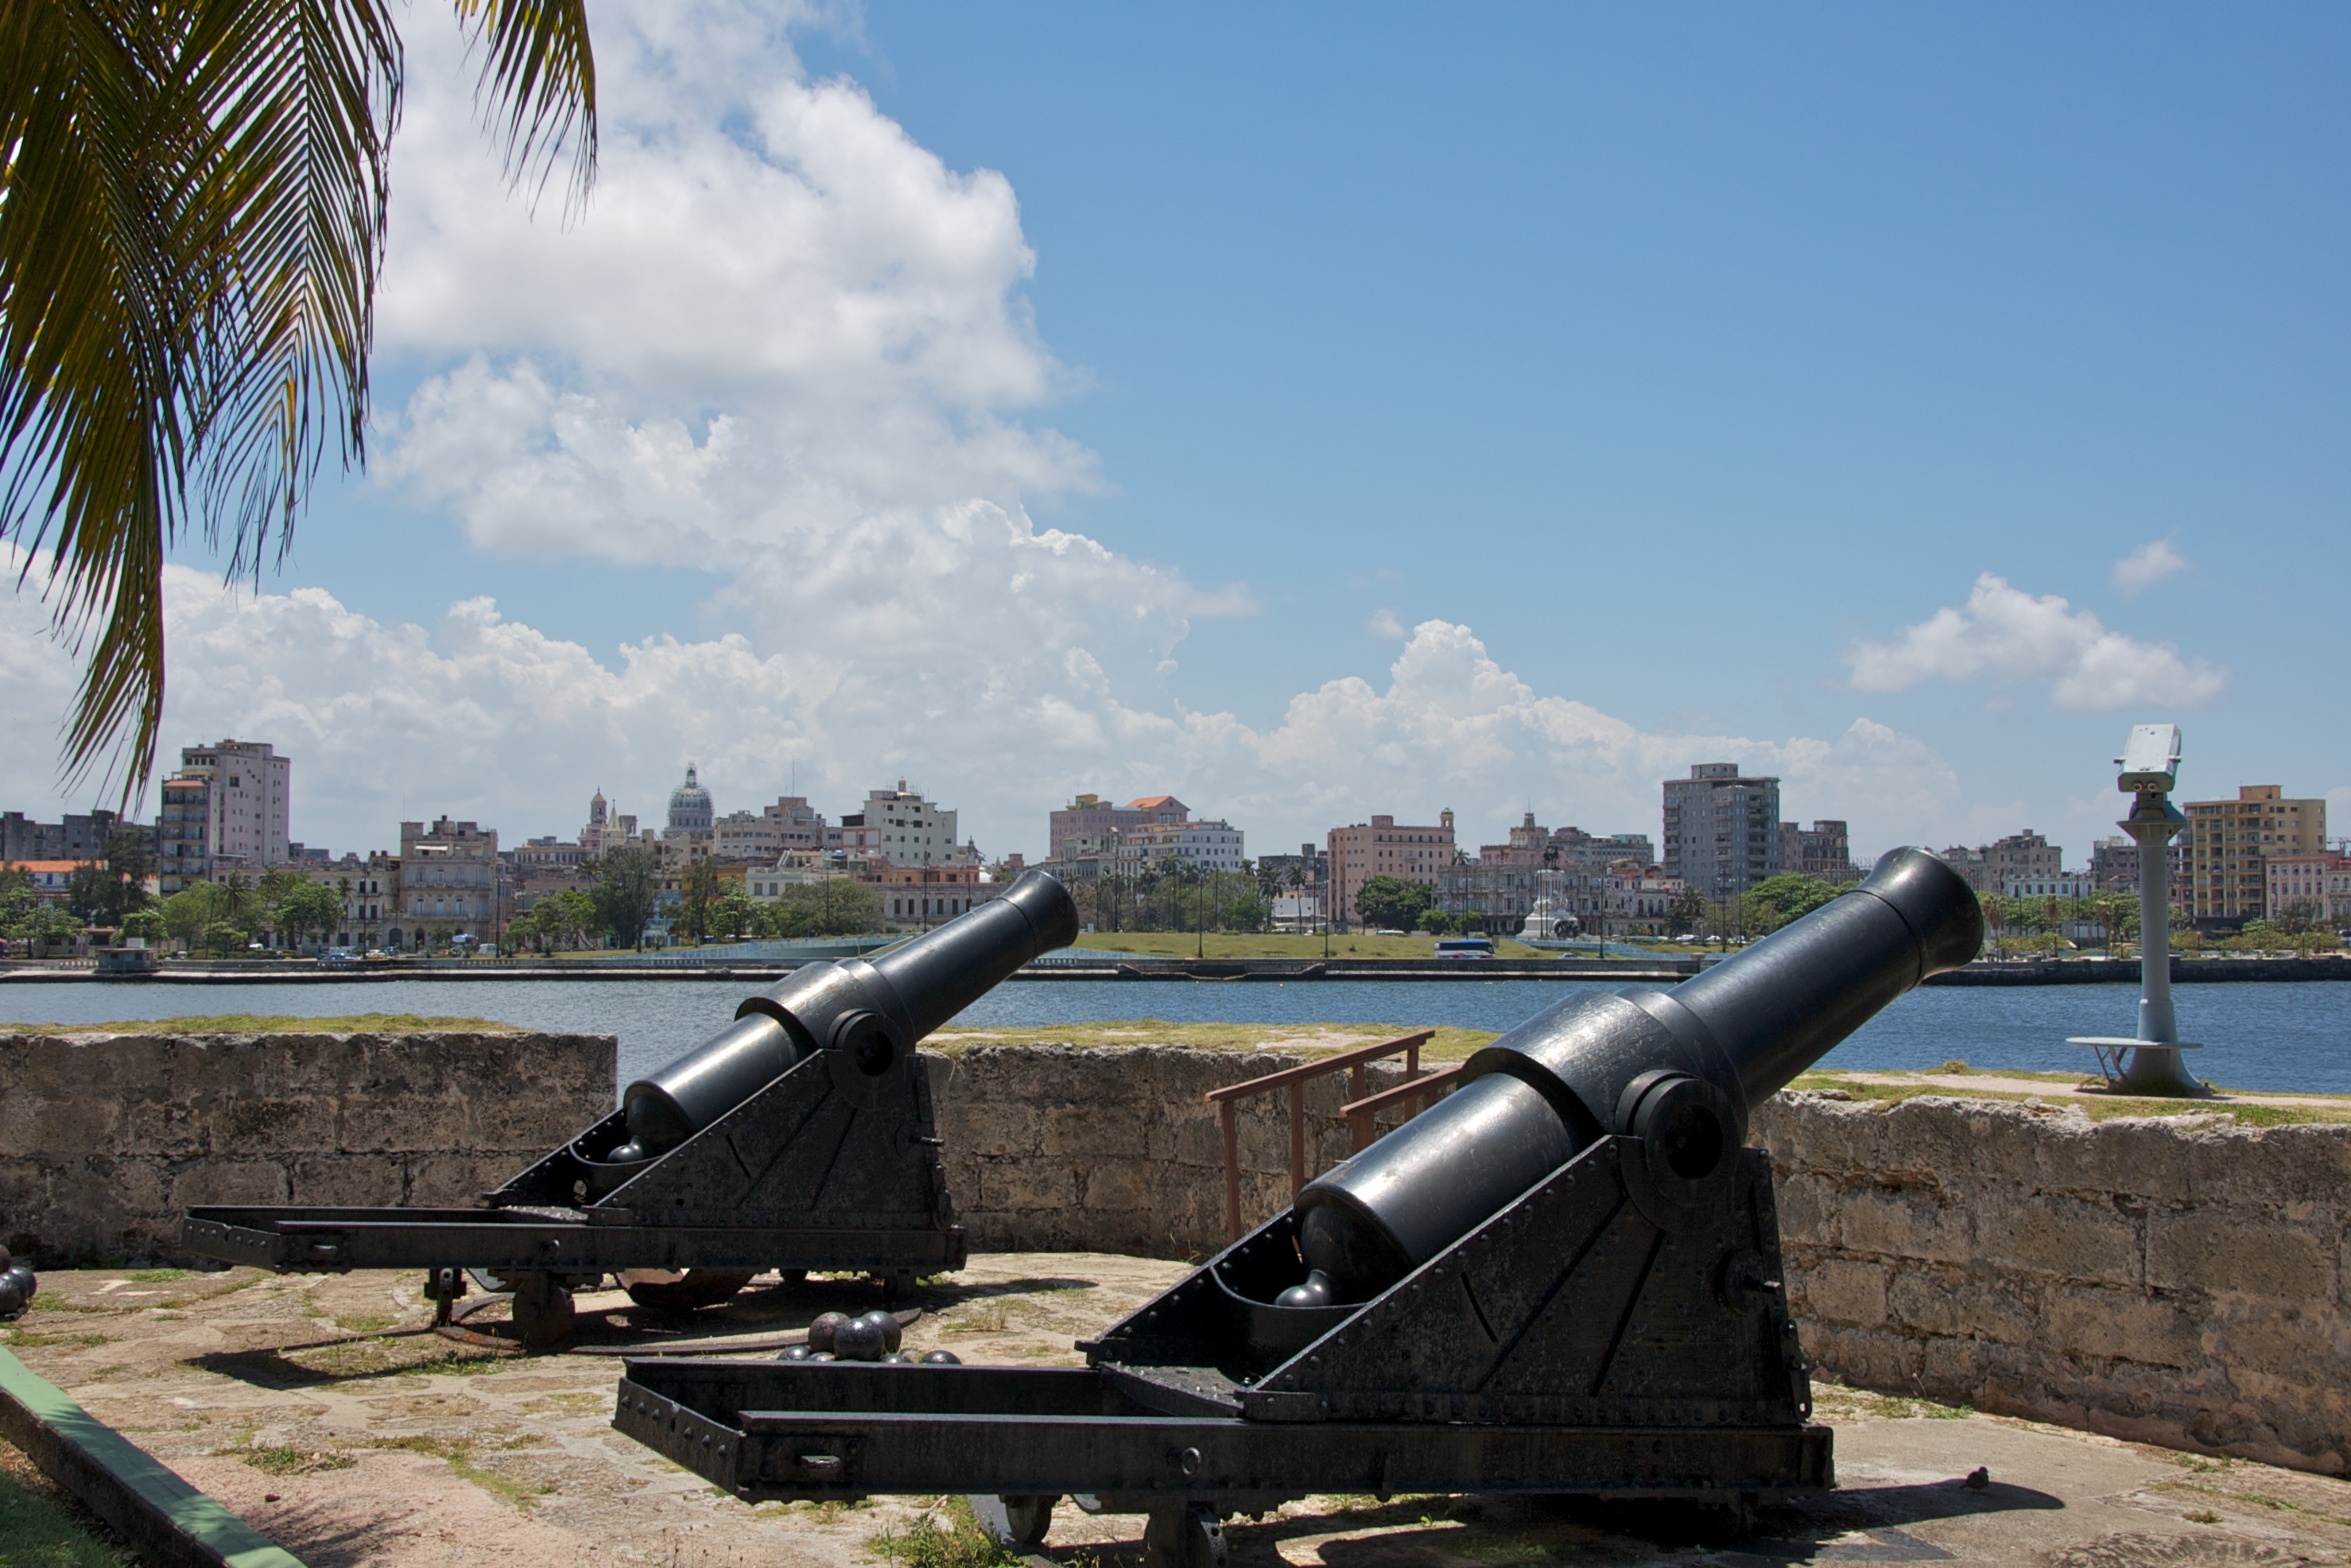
[1072,931,1628,961]
[0,1452,129,1566]
[2,1014,518,1035]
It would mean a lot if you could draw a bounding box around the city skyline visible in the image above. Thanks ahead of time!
[0,4,2341,865]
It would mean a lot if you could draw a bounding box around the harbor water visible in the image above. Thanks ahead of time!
[1,977,2345,1095]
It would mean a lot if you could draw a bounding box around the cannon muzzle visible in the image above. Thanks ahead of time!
[1292,845,1981,1300]
[602,870,1077,1165]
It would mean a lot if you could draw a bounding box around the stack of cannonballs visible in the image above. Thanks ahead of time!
[0,1245,37,1320]
[780,1309,960,1365]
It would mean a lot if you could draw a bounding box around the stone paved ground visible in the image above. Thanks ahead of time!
[6,1259,2350,1567]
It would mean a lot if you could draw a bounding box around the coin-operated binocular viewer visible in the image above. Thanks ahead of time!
[183,871,1078,1346]
[615,848,1983,1564]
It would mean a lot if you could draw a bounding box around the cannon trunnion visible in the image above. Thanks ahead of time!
[180,871,1079,1344]
[613,848,1979,1562]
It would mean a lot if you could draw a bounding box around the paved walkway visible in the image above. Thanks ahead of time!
[6,1259,2349,1566]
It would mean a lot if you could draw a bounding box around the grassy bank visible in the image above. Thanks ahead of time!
[1073,931,1591,961]
[930,1019,1503,1059]
[1,1014,519,1035]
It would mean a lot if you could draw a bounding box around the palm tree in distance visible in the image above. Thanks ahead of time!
[2,0,597,796]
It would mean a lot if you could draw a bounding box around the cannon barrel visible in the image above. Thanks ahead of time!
[604,870,1077,1163]
[1292,846,1981,1300]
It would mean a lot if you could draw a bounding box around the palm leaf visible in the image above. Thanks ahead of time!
[0,0,595,802]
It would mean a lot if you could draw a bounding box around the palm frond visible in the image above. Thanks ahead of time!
[452,0,596,209]
[0,0,596,802]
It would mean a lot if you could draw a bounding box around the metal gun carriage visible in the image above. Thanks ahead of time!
[612,847,1982,1564]
[180,871,1079,1345]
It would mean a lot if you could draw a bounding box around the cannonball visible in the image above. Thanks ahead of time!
[805,1310,851,1353]
[0,1244,11,1271]
[855,1310,902,1353]
[4,1265,37,1303]
[881,1351,914,1364]
[0,1277,23,1318]
[776,1343,814,1362]
[832,1314,886,1361]
[918,1349,962,1365]
[809,1351,836,1362]
[1275,1269,1335,1310]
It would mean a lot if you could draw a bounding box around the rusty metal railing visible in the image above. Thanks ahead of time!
[1202,1030,1441,1244]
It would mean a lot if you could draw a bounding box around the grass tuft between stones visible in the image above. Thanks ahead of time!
[870,1496,1019,1568]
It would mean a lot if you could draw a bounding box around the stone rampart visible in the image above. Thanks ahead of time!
[925,1045,1422,1259]
[0,1030,614,1264]
[8,1030,2344,1475]
[1754,1091,2351,1476]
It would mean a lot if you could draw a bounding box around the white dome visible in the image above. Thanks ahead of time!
[667,763,713,833]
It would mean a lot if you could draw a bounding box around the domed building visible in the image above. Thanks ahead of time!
[666,763,714,836]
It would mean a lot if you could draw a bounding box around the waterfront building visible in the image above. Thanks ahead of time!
[1549,826,1656,875]
[1329,811,1457,932]
[6,861,80,902]
[1779,821,1860,884]
[874,862,1003,928]
[2266,852,2351,926]
[761,797,829,855]
[177,739,291,870]
[2089,837,2139,893]
[837,782,960,867]
[156,774,211,893]
[713,810,783,864]
[1257,844,1329,931]
[1934,844,1991,892]
[1662,763,1780,899]
[1473,814,1556,867]
[303,852,396,950]
[2184,786,2327,926]
[1047,793,1190,862]
[1604,863,1685,936]
[1985,830,2062,891]
[0,808,124,864]
[1126,817,1246,873]
[1437,861,1597,935]
[2004,871,2093,901]
[398,817,499,948]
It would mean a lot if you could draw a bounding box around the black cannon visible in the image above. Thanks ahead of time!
[611,848,1981,1562]
[180,870,1077,1345]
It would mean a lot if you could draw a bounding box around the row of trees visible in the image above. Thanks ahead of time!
[1073,864,1274,936]
[502,848,889,953]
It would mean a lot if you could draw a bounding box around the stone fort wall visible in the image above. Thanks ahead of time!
[5,1030,2344,1474]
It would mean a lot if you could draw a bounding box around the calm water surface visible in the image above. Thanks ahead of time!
[1,977,2344,1094]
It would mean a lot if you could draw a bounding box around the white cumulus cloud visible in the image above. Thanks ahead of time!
[1846,574,2225,711]
[0,557,1964,861]
[2112,537,2189,596]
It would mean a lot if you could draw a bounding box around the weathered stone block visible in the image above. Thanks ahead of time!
[2042,1281,2203,1368]
[2148,1210,2335,1301]
[169,1159,291,1209]
[1973,1189,2140,1285]
[286,1155,405,1207]
[1829,1181,1974,1265]
[1789,1257,1888,1329]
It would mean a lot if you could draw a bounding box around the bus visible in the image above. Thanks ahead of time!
[1433,936,1496,959]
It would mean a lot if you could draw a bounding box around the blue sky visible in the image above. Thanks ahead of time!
[2,2,2342,863]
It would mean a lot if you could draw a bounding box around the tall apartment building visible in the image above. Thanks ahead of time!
[2186,786,2327,925]
[1328,810,1457,930]
[1778,821,1857,883]
[1047,793,1190,862]
[398,817,499,947]
[1661,764,1780,900]
[0,808,124,864]
[155,777,211,893]
[177,739,291,871]
[762,797,829,853]
[837,782,961,867]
